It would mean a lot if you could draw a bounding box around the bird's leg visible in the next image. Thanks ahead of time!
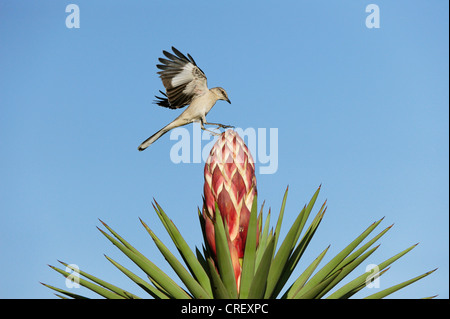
[201,123,221,136]
[204,122,235,129]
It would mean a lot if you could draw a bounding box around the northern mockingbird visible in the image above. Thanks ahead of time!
[138,47,232,151]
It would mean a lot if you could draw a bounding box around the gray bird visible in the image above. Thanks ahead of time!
[138,47,232,151]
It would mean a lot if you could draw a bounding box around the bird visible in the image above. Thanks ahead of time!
[137,47,233,151]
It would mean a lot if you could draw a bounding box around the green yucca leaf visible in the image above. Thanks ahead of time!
[329,268,391,299]
[255,207,271,270]
[304,224,392,299]
[207,258,230,299]
[47,264,125,299]
[153,202,212,295]
[239,196,258,299]
[296,270,342,299]
[248,236,276,299]
[140,218,212,299]
[97,222,190,299]
[298,217,385,296]
[363,268,437,299]
[98,220,139,254]
[148,275,172,296]
[258,201,264,233]
[327,243,419,299]
[315,245,380,299]
[272,199,327,298]
[104,254,169,299]
[272,186,289,259]
[335,223,393,271]
[264,207,304,298]
[40,282,89,299]
[195,247,209,275]
[263,187,322,299]
[422,295,439,299]
[213,205,238,298]
[292,186,322,249]
[312,224,393,299]
[283,245,330,299]
[58,260,140,299]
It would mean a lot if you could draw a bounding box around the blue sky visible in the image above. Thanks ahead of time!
[0,1,448,299]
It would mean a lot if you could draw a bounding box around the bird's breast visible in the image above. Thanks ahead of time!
[186,93,217,118]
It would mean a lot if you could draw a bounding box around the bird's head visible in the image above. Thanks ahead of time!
[211,87,231,104]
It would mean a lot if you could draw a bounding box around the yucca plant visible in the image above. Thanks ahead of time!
[43,130,436,299]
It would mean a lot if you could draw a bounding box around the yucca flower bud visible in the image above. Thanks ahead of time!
[202,129,258,290]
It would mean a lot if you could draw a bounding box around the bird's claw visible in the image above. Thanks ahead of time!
[221,124,234,129]
[201,123,234,136]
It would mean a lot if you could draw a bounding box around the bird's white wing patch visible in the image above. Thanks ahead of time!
[156,47,208,108]
[171,63,195,87]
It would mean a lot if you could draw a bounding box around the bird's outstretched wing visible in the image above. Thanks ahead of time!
[154,47,208,109]
[153,90,171,108]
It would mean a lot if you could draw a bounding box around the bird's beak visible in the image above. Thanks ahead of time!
[226,98,231,104]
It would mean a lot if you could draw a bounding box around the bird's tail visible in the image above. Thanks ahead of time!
[137,120,180,151]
